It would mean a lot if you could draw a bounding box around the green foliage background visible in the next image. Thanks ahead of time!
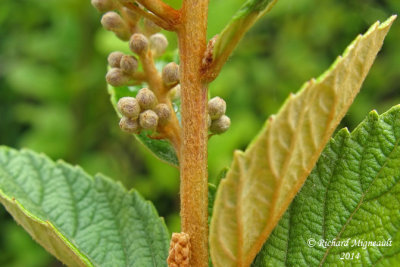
[0,0,398,265]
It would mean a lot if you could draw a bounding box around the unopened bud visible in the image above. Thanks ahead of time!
[101,12,125,31]
[136,88,158,110]
[120,55,138,74]
[208,96,226,120]
[149,33,168,57]
[117,97,140,119]
[210,115,230,134]
[91,0,115,12]
[129,33,149,55]
[143,19,161,35]
[154,103,171,125]
[107,51,124,68]
[139,110,159,130]
[162,62,179,85]
[106,68,130,86]
[119,117,140,134]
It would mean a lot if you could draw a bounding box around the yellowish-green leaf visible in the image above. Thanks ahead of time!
[210,15,396,267]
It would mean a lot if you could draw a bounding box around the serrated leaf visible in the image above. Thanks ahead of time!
[253,105,400,266]
[210,16,396,267]
[212,0,277,68]
[0,147,169,266]
[107,51,180,167]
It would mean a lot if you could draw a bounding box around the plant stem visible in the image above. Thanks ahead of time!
[135,0,180,25]
[177,0,209,266]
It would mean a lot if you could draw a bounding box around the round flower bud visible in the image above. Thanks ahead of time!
[119,117,140,134]
[154,103,171,125]
[129,33,149,55]
[149,33,168,57]
[143,19,161,35]
[117,97,140,119]
[210,115,230,134]
[136,88,158,110]
[208,96,226,120]
[139,110,159,130]
[162,62,180,85]
[101,12,125,31]
[107,51,124,68]
[106,68,130,86]
[91,0,115,12]
[120,55,138,74]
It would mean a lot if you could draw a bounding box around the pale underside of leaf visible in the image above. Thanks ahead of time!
[0,147,170,267]
[210,16,396,267]
[254,106,400,266]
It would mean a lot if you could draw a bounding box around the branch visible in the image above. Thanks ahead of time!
[124,2,174,30]
[135,0,181,28]
[138,47,182,156]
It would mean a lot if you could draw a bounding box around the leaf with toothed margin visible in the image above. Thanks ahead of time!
[253,105,400,266]
[0,146,170,266]
[210,16,396,267]
[107,50,180,167]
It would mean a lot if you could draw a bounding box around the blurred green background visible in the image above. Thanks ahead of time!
[0,0,398,265]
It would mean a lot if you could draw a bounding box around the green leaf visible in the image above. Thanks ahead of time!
[210,16,396,267]
[254,105,400,266]
[107,51,180,167]
[0,146,170,267]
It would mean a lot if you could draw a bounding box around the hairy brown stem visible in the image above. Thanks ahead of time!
[124,2,173,30]
[177,0,209,266]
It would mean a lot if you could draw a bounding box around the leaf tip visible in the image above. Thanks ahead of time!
[380,14,397,28]
[368,109,380,121]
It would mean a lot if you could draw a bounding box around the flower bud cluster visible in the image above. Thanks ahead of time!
[118,88,171,134]
[167,232,190,267]
[106,52,138,87]
[208,97,230,134]
[93,0,165,43]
